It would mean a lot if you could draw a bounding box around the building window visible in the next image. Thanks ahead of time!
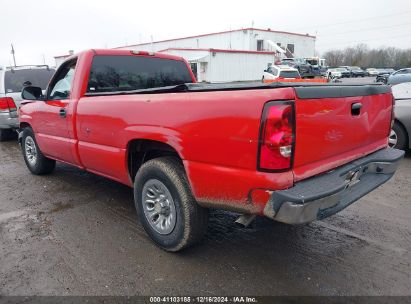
[257,40,264,51]
[190,63,198,81]
[287,44,295,54]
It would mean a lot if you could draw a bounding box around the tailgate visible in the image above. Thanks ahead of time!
[292,85,393,181]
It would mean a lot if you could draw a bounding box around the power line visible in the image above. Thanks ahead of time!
[289,9,411,32]
[318,22,411,38]
[316,33,411,49]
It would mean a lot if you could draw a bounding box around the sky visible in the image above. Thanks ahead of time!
[0,0,410,67]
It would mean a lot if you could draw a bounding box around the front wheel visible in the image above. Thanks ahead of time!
[21,127,56,175]
[134,157,208,252]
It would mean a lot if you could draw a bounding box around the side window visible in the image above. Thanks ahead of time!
[87,55,193,93]
[48,59,77,100]
[269,67,278,76]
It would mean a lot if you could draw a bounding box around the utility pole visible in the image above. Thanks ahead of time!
[11,44,16,67]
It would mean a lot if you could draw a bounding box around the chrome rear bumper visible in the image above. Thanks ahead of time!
[264,148,404,224]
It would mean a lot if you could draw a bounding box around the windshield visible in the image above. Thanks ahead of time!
[336,68,348,72]
[294,58,306,64]
[306,59,318,65]
[279,71,300,78]
[4,68,55,93]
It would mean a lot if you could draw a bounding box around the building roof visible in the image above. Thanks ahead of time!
[114,27,316,49]
[159,48,277,55]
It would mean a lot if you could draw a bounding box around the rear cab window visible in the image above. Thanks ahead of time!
[4,68,55,93]
[86,55,193,93]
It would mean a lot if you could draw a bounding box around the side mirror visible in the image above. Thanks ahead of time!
[21,86,43,100]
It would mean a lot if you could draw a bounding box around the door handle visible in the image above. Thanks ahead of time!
[59,108,67,118]
[351,102,362,115]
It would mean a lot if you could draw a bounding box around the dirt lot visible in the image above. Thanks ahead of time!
[1,78,411,296]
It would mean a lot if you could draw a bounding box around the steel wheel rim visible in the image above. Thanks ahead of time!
[142,179,177,235]
[25,136,38,165]
[388,129,398,147]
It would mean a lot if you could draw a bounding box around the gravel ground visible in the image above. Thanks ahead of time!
[1,77,410,296]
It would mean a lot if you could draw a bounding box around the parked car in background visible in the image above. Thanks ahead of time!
[387,68,411,85]
[376,68,396,83]
[334,67,351,78]
[378,68,395,76]
[280,58,312,78]
[390,82,411,151]
[348,66,366,77]
[262,65,301,82]
[0,65,55,141]
[325,68,342,80]
[303,57,325,76]
[339,66,365,77]
[366,68,379,76]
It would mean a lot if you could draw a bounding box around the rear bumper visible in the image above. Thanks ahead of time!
[0,112,19,129]
[263,148,404,224]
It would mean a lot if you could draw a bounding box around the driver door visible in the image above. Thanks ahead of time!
[34,58,77,164]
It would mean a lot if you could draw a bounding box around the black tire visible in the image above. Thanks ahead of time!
[21,127,56,175]
[134,157,208,252]
[0,128,16,142]
[391,122,408,151]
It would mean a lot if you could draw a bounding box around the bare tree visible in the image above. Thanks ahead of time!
[321,44,411,68]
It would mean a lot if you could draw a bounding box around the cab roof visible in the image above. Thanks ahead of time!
[75,49,187,62]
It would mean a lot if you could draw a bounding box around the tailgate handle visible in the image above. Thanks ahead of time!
[351,102,362,115]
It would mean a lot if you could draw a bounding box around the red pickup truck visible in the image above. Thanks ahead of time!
[19,49,404,251]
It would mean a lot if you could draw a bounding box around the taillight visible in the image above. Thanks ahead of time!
[258,101,295,171]
[0,97,17,112]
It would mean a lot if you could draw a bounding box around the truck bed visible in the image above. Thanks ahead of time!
[84,82,391,97]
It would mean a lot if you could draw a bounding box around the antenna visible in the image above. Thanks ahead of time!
[11,44,16,67]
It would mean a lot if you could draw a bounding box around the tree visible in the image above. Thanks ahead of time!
[321,44,411,68]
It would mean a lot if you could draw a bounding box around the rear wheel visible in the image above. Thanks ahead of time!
[389,122,408,151]
[134,157,208,252]
[21,127,56,175]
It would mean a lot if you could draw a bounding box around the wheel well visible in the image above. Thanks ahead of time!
[18,123,32,143]
[127,139,182,181]
[20,122,31,130]
[395,119,409,147]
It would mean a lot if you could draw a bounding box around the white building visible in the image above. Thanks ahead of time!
[159,48,277,82]
[117,28,315,83]
[55,28,316,82]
